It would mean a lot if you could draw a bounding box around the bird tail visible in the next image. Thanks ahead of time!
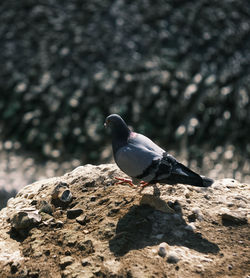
[156,157,214,187]
[164,173,213,187]
[201,176,214,187]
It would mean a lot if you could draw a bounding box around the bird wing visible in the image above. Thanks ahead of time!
[130,133,165,154]
[115,133,164,178]
[152,154,204,186]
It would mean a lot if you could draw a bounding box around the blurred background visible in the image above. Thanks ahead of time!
[0,0,250,208]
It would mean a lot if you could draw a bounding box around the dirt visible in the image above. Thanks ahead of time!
[0,164,249,278]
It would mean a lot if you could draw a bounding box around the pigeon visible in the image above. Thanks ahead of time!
[105,114,214,189]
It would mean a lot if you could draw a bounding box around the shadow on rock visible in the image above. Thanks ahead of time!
[109,201,220,256]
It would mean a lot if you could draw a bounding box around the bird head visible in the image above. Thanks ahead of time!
[104,114,130,139]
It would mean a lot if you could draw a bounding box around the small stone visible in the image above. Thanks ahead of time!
[221,210,248,225]
[228,264,233,270]
[185,223,196,231]
[51,220,64,228]
[77,239,94,254]
[76,215,89,225]
[10,209,42,235]
[167,252,180,264]
[158,242,168,257]
[51,182,72,207]
[204,194,211,200]
[39,201,53,215]
[59,256,74,269]
[67,208,83,219]
[185,191,190,198]
[84,181,95,187]
[30,200,38,206]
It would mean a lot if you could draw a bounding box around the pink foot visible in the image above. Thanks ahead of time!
[114,177,136,188]
[140,181,149,188]
[139,181,149,193]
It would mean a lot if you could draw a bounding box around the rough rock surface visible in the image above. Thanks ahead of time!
[0,164,249,278]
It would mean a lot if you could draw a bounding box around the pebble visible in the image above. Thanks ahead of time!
[67,208,83,219]
[39,201,53,215]
[51,182,72,207]
[10,209,42,235]
[76,215,89,225]
[158,242,168,257]
[167,252,180,264]
[221,210,248,225]
[185,223,196,231]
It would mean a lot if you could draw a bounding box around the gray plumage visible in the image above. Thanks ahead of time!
[105,114,213,187]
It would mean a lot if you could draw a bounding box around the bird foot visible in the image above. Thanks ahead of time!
[114,177,136,188]
[138,181,149,193]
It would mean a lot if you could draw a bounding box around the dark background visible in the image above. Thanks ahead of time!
[0,0,249,207]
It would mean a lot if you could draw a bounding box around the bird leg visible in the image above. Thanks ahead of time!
[114,177,136,188]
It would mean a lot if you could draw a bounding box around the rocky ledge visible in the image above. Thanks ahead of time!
[0,164,249,278]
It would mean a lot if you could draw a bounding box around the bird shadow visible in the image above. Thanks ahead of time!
[109,198,220,256]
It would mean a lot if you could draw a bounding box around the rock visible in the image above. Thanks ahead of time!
[185,223,196,231]
[50,220,64,228]
[158,242,168,257]
[66,208,83,219]
[39,201,53,215]
[76,215,89,225]
[59,256,74,269]
[167,252,180,264]
[0,165,249,278]
[220,209,248,225]
[10,208,42,236]
[51,182,72,207]
[77,240,94,254]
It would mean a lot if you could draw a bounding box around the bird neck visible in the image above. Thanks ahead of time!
[111,124,131,153]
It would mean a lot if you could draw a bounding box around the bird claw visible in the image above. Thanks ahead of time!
[138,181,149,193]
[114,177,149,193]
[114,177,136,188]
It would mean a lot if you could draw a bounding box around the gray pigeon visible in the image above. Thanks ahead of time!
[105,114,214,188]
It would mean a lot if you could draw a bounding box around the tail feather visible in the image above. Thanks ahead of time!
[155,160,213,187]
[158,174,213,187]
[201,176,214,187]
